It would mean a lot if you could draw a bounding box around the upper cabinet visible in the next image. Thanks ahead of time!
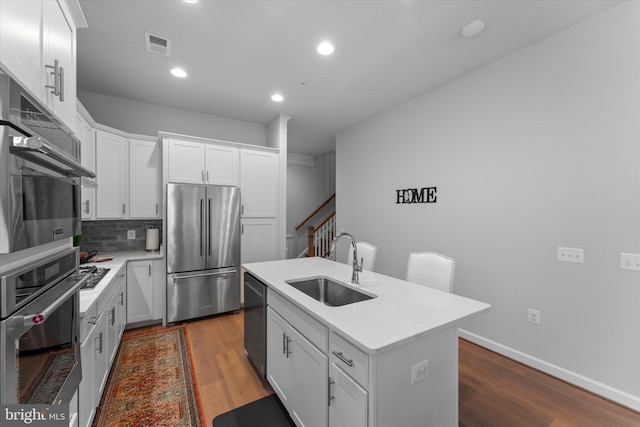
[77,110,96,219]
[129,139,161,218]
[240,150,278,217]
[96,130,129,219]
[0,0,80,132]
[166,139,239,186]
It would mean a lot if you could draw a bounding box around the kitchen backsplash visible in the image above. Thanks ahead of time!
[79,220,162,253]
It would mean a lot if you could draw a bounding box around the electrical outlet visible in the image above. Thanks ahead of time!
[620,253,640,271]
[557,247,584,264]
[528,309,540,325]
[127,230,136,240]
[411,359,429,384]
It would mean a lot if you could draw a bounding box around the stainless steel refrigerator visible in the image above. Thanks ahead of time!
[166,183,241,323]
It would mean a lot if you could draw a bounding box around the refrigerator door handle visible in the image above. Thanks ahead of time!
[172,270,238,282]
[200,198,204,257]
[208,197,212,258]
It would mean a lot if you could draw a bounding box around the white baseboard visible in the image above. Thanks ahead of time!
[458,329,640,412]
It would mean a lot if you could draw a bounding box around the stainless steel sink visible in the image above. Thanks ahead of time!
[285,276,375,307]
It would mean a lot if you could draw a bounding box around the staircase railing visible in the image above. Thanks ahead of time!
[294,193,337,258]
[305,210,336,258]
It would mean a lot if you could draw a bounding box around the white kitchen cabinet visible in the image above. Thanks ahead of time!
[42,0,76,130]
[79,307,97,427]
[240,149,278,217]
[129,139,161,218]
[0,0,43,99]
[267,306,328,427]
[329,363,368,427]
[127,260,154,324]
[167,139,205,184]
[205,144,239,185]
[96,130,129,218]
[0,0,77,131]
[241,217,278,264]
[77,111,95,219]
[167,138,239,185]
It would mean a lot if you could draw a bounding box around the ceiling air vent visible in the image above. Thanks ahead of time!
[145,32,170,56]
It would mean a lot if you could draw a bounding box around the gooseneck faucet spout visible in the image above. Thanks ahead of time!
[328,232,361,284]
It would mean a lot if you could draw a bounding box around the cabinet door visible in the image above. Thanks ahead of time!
[0,0,42,99]
[127,261,154,323]
[205,145,239,186]
[267,307,294,408]
[240,150,278,217]
[290,327,329,427]
[77,112,95,219]
[115,273,127,341]
[42,0,76,130]
[329,363,368,427]
[167,139,205,184]
[79,332,96,427]
[129,139,161,218]
[96,131,129,218]
[93,315,109,395]
[241,218,277,264]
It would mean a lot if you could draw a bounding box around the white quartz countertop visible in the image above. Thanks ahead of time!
[79,250,163,316]
[242,257,491,354]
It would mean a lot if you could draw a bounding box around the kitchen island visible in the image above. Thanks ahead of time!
[242,257,491,427]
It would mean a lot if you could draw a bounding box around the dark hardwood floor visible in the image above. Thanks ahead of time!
[128,311,640,426]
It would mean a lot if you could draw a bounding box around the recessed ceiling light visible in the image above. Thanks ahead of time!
[317,41,334,56]
[461,19,486,38]
[183,0,198,3]
[170,67,187,78]
[271,94,284,102]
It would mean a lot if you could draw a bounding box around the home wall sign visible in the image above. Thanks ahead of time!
[396,187,437,204]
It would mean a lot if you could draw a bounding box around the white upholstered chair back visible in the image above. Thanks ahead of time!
[346,242,378,272]
[406,251,455,293]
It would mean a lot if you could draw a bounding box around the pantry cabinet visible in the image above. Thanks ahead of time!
[241,217,278,264]
[129,139,161,218]
[240,149,278,217]
[95,130,129,219]
[0,0,78,131]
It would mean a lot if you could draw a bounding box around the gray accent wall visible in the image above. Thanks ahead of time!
[336,2,639,410]
[80,220,162,253]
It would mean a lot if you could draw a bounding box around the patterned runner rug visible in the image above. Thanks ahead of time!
[93,324,204,427]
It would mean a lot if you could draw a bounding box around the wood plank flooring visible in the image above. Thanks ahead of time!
[127,311,640,426]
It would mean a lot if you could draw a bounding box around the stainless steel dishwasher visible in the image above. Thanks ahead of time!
[244,272,267,379]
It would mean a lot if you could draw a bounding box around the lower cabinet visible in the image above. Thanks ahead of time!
[267,306,328,427]
[329,363,368,427]
[127,260,154,323]
[78,267,127,427]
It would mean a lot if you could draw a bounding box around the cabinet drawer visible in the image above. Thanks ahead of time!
[267,289,328,352]
[330,332,369,388]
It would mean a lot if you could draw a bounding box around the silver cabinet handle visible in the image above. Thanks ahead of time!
[119,291,124,306]
[148,264,151,276]
[88,315,98,325]
[332,351,354,367]
[45,59,63,100]
[241,205,244,215]
[95,332,103,354]
[84,200,90,214]
[155,203,158,215]
[122,203,126,214]
[282,333,287,355]
[206,170,209,182]
[110,307,116,326]
[328,377,335,406]
[285,336,292,358]
[201,171,205,182]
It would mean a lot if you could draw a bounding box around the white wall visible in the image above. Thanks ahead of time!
[78,90,266,145]
[336,1,640,409]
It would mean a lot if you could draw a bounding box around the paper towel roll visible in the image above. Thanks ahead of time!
[146,228,160,251]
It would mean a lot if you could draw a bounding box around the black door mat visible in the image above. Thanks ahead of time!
[213,394,296,427]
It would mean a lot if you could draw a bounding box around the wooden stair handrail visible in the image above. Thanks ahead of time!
[295,193,336,230]
[306,210,336,257]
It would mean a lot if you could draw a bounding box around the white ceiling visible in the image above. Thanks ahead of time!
[76,0,621,156]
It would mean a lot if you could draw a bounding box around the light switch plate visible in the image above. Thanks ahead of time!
[620,253,640,271]
[127,230,136,240]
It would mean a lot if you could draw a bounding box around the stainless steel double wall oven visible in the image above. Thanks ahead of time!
[0,66,94,411]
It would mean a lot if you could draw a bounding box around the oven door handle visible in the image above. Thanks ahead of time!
[20,274,90,326]
[11,136,96,178]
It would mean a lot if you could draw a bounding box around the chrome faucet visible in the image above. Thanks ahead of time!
[328,232,361,284]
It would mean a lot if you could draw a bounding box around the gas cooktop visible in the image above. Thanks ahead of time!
[78,266,110,290]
